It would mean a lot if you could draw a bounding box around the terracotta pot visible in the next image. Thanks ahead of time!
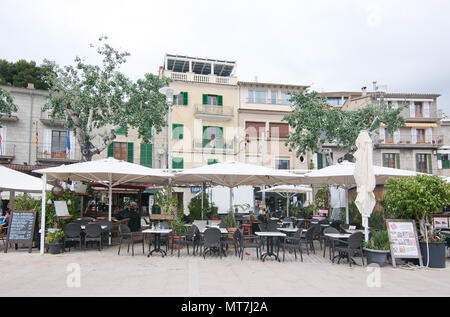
[228,228,237,233]
[170,235,185,250]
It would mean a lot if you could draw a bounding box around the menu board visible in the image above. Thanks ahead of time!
[433,217,449,229]
[386,219,423,267]
[5,211,37,253]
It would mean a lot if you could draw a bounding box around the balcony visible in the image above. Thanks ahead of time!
[164,70,237,85]
[36,143,81,163]
[0,112,19,122]
[0,143,16,163]
[193,139,234,154]
[194,105,234,122]
[375,134,444,149]
[40,111,66,126]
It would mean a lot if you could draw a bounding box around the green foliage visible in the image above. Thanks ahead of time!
[338,202,386,229]
[154,188,179,218]
[13,193,40,212]
[300,204,316,218]
[284,205,300,218]
[283,90,406,155]
[42,36,170,161]
[314,188,329,209]
[171,219,188,235]
[45,229,65,244]
[384,175,450,237]
[222,211,237,228]
[0,87,18,127]
[0,59,53,90]
[424,230,446,243]
[188,193,216,220]
[364,230,390,250]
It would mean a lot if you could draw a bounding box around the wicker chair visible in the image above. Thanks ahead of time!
[282,229,303,262]
[118,224,145,256]
[63,223,82,251]
[237,228,262,261]
[334,231,365,267]
[172,224,200,257]
[202,227,223,259]
[84,224,102,251]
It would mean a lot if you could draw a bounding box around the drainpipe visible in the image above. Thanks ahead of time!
[27,83,35,165]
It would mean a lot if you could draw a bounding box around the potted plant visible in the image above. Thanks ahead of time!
[420,230,447,268]
[384,175,450,268]
[155,187,179,219]
[363,230,391,267]
[170,219,188,250]
[46,230,65,254]
[222,211,237,232]
[315,188,329,215]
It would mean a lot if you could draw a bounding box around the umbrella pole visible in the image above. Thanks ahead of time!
[40,174,46,255]
[345,187,349,224]
[229,187,233,215]
[108,174,112,246]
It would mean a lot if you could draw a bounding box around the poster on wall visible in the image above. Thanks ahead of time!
[386,219,423,267]
[433,217,449,229]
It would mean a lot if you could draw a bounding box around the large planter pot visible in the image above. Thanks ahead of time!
[48,242,63,255]
[170,235,185,250]
[363,248,390,267]
[420,241,446,268]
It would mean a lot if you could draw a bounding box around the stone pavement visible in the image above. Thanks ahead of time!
[1,242,449,297]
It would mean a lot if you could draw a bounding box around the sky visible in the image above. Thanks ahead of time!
[1,0,450,115]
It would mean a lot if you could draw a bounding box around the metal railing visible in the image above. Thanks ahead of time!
[194,105,234,117]
[36,143,82,161]
[166,71,237,85]
[245,98,292,105]
[0,143,16,157]
[193,139,234,151]
[376,134,444,146]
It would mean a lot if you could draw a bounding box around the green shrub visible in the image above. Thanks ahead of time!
[171,219,188,235]
[45,229,65,244]
[188,193,217,220]
[364,230,390,250]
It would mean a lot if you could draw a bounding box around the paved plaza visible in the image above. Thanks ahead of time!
[1,242,449,297]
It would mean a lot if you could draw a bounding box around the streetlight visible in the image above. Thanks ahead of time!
[159,86,180,172]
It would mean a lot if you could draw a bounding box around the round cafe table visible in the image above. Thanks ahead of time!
[255,231,286,262]
[142,228,172,257]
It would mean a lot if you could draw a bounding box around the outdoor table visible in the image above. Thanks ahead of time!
[199,227,228,234]
[344,229,364,234]
[255,232,286,262]
[324,233,351,263]
[142,229,172,257]
[277,227,299,236]
[80,225,108,230]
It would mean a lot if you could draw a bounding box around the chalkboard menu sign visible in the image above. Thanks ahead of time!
[5,211,37,253]
[386,219,423,267]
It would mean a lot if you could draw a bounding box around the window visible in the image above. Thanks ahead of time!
[440,154,450,169]
[172,157,184,169]
[108,142,134,162]
[385,129,393,143]
[269,122,289,138]
[248,90,267,104]
[140,143,152,167]
[271,91,277,104]
[415,102,423,118]
[327,97,348,106]
[202,94,223,106]
[276,159,290,170]
[280,91,291,104]
[417,129,425,143]
[382,153,400,169]
[51,130,67,159]
[245,121,266,139]
[172,124,184,140]
[175,92,188,106]
[202,126,223,147]
[207,159,219,165]
[416,153,431,173]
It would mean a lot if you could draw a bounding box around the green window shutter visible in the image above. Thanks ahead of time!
[330,152,334,163]
[217,95,223,106]
[202,126,209,147]
[183,92,188,106]
[317,153,323,169]
[116,127,125,135]
[395,153,400,169]
[127,142,134,163]
[416,154,420,171]
[382,153,387,167]
[202,94,208,105]
[172,124,184,140]
[140,143,152,167]
[427,154,432,173]
[208,159,218,165]
[107,143,114,157]
[172,157,184,169]
[443,158,450,169]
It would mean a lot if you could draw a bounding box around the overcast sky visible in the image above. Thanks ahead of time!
[1,0,449,114]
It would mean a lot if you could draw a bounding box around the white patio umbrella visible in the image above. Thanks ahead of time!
[353,131,376,242]
[34,157,173,253]
[173,161,302,214]
[259,185,312,217]
[303,160,417,223]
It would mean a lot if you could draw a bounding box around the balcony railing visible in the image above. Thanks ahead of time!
[0,143,16,159]
[375,134,444,147]
[40,111,66,125]
[194,105,234,122]
[164,70,237,85]
[193,139,234,153]
[36,143,81,162]
[245,98,292,106]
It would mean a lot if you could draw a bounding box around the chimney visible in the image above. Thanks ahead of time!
[361,86,367,96]
[27,83,35,90]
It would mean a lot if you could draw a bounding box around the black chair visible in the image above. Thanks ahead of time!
[330,220,343,232]
[340,223,350,233]
[202,227,223,259]
[282,229,303,262]
[237,228,262,261]
[98,220,112,245]
[300,226,316,255]
[267,220,280,232]
[322,227,340,259]
[311,223,323,250]
[334,231,365,267]
[63,223,82,251]
[172,224,200,257]
[296,219,304,229]
[84,224,102,251]
[118,224,145,256]
[75,219,89,226]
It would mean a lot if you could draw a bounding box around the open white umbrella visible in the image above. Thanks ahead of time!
[0,165,52,193]
[259,185,312,217]
[173,161,301,213]
[353,131,376,242]
[34,157,173,253]
[303,160,417,223]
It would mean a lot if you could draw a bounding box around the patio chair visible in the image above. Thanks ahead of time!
[118,224,145,256]
[84,224,102,251]
[202,227,223,259]
[311,223,323,250]
[282,229,303,262]
[63,222,82,251]
[300,226,316,255]
[237,228,262,261]
[321,226,341,259]
[296,219,304,229]
[333,231,365,267]
[267,220,280,232]
[330,220,343,232]
[340,223,350,233]
[98,219,112,245]
[172,224,200,257]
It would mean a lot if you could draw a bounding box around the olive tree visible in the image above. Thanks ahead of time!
[0,87,18,127]
[42,36,170,161]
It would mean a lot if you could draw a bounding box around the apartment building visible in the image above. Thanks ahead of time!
[437,116,450,177]
[0,84,81,171]
[237,81,309,171]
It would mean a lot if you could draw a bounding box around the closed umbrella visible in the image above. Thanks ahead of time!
[259,185,312,217]
[34,157,173,252]
[353,131,376,242]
